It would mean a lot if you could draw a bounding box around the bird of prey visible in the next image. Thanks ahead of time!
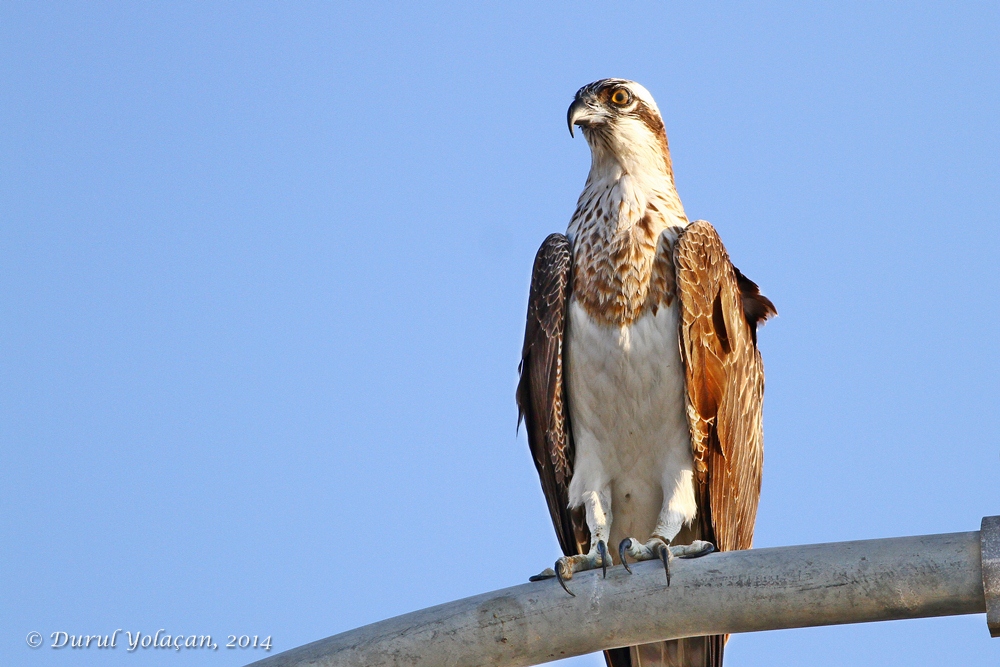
[517,79,775,667]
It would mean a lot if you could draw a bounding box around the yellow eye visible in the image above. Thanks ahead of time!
[610,88,630,105]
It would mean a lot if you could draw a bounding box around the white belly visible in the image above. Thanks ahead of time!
[565,298,696,547]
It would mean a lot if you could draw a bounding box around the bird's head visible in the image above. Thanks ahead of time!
[567,79,672,177]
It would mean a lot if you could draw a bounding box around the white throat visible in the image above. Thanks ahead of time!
[569,122,687,241]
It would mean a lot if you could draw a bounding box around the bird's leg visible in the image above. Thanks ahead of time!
[617,509,714,585]
[554,489,613,594]
[531,488,613,595]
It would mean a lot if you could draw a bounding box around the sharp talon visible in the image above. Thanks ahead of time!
[529,567,556,582]
[597,540,608,578]
[657,544,671,586]
[619,538,633,574]
[555,561,576,597]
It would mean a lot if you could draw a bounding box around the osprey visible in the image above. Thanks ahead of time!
[517,80,775,667]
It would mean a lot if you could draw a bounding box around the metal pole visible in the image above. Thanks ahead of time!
[983,516,1000,637]
[248,522,999,667]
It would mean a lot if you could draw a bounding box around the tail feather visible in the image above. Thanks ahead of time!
[604,636,725,667]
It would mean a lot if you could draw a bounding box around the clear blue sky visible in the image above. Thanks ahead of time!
[2,3,999,665]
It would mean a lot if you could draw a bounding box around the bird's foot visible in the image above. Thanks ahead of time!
[528,541,611,596]
[618,537,714,585]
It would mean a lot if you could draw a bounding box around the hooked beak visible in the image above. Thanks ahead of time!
[567,98,592,138]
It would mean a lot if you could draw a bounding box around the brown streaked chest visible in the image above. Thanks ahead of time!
[571,211,678,328]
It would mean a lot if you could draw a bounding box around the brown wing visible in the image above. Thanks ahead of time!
[674,221,776,553]
[517,233,589,558]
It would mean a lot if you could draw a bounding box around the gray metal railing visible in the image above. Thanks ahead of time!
[247,517,1000,667]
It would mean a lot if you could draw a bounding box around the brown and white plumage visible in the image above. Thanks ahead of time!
[519,233,587,557]
[517,80,775,667]
[676,223,772,556]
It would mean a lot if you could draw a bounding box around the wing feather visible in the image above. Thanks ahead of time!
[517,233,589,557]
[674,221,774,553]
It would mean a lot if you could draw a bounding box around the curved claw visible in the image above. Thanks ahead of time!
[619,538,633,574]
[597,540,608,578]
[656,543,672,586]
[555,561,576,597]
[528,567,555,582]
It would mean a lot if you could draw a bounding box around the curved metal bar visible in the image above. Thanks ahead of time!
[982,516,1000,637]
[247,526,992,667]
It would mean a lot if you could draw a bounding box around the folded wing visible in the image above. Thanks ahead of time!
[517,233,589,557]
[674,221,775,553]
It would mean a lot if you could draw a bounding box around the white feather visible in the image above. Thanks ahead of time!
[565,298,696,549]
